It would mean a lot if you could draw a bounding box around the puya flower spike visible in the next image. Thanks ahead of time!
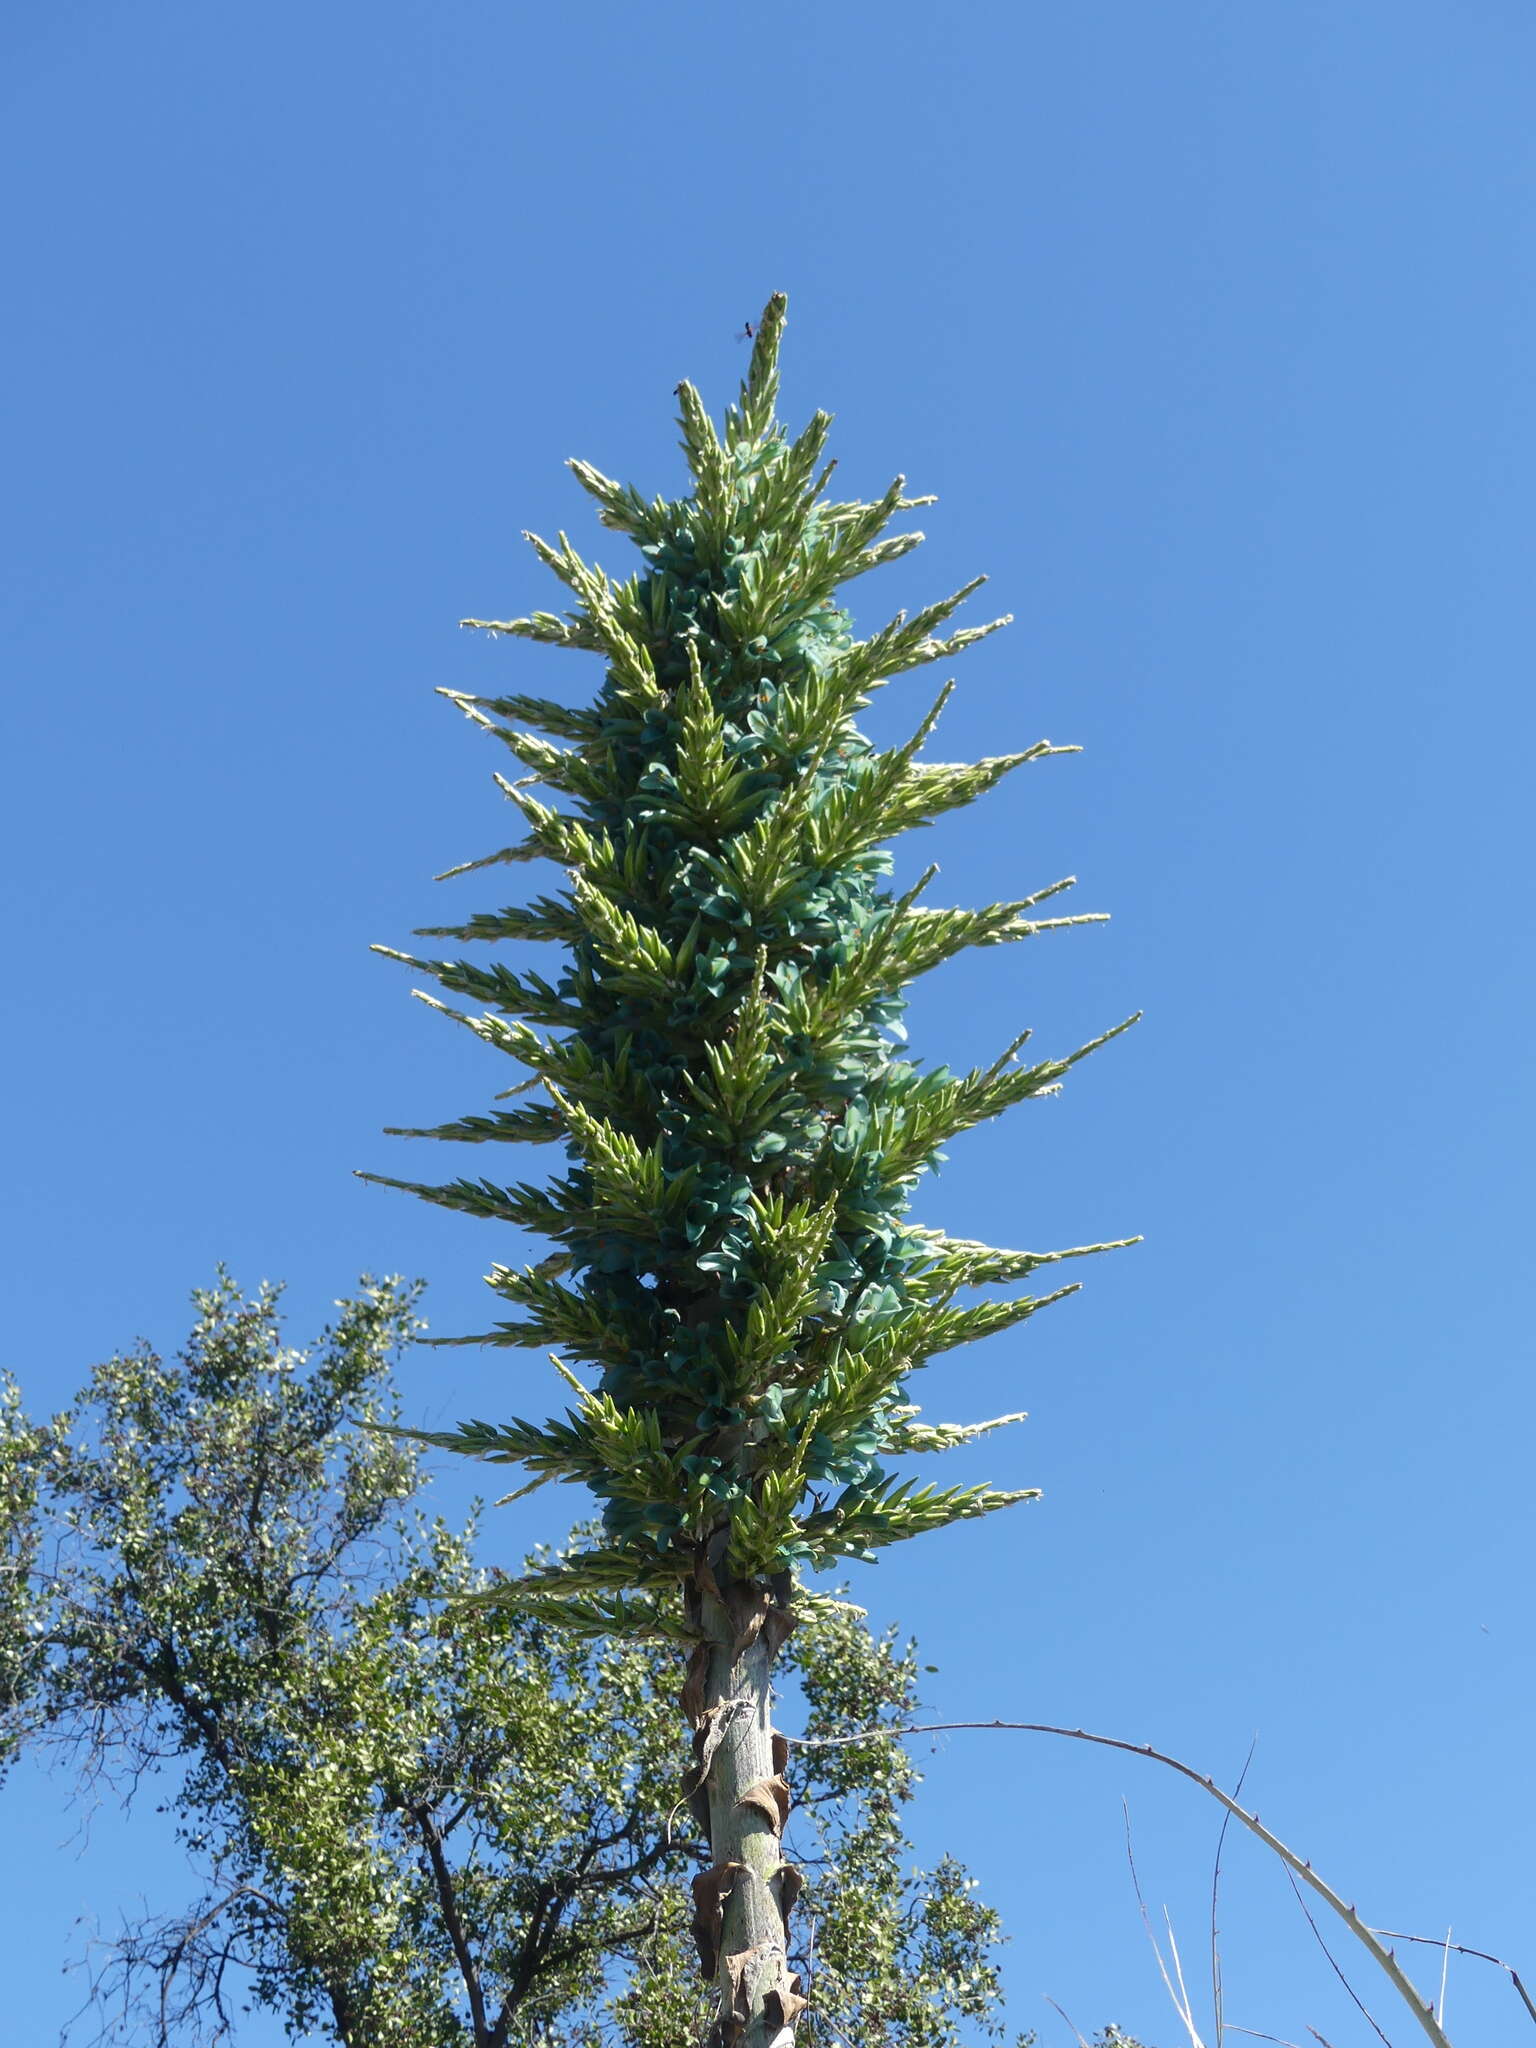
[368,292,1137,2048]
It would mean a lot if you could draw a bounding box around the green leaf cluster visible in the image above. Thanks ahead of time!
[0,1273,1114,2048]
[374,293,1137,1600]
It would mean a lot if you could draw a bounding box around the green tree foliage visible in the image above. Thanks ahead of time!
[370,292,1136,2041]
[0,1274,1155,2048]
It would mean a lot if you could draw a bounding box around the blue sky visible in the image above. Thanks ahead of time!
[4,3,1534,2041]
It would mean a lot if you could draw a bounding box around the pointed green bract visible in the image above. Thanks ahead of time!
[375,293,1136,1608]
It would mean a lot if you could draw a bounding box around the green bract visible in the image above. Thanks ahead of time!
[371,295,1136,1625]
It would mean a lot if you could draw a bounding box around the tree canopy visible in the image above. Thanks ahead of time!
[0,1273,1150,2048]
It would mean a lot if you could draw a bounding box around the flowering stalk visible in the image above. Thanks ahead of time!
[371,293,1135,2044]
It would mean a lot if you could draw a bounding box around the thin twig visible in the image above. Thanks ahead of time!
[1043,1992,1091,2046]
[1371,1932,1536,2029]
[1282,1864,1391,2047]
[1212,1738,1258,2048]
[1123,1800,1205,2048]
[1165,1906,1203,2048]
[788,1718,1453,2048]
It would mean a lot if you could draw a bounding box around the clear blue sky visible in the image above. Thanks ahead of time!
[4,4,1533,2041]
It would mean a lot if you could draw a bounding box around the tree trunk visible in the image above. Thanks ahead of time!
[684,1568,803,2048]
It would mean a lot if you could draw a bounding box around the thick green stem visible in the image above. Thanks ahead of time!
[685,1574,802,2048]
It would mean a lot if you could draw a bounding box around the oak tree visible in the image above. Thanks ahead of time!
[2,1273,1111,2048]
